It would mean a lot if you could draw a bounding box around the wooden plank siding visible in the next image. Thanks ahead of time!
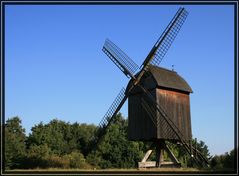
[156,89,192,141]
[128,90,157,141]
[127,66,192,142]
[128,88,192,141]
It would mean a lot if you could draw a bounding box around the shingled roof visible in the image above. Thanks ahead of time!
[148,65,193,93]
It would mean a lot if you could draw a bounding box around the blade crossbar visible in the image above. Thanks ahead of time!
[154,7,184,47]
[103,39,139,78]
[107,39,139,72]
[102,46,134,78]
[103,41,137,76]
[151,8,188,66]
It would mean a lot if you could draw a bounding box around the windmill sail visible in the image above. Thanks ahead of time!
[150,8,188,66]
[103,39,139,78]
[96,88,127,144]
[135,8,188,84]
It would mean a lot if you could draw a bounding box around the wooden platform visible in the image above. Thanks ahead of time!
[139,161,181,168]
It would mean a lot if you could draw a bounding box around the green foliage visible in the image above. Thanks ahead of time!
[210,149,236,170]
[63,151,89,168]
[166,138,211,168]
[5,115,234,171]
[86,150,103,169]
[27,119,97,157]
[4,117,26,169]
[22,144,53,169]
[87,113,144,168]
[47,154,70,168]
[23,118,98,169]
[71,123,97,156]
[195,140,211,159]
[27,120,71,155]
[22,145,89,169]
[28,143,52,158]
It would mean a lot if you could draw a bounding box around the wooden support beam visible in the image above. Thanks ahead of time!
[156,140,164,167]
[163,142,180,164]
[141,150,153,162]
[138,140,181,168]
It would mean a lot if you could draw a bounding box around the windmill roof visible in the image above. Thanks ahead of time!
[148,65,193,93]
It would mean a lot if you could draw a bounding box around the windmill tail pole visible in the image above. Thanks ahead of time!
[138,84,208,167]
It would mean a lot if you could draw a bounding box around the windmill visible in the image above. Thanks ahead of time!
[96,7,208,168]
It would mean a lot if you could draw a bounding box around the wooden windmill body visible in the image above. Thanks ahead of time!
[127,65,192,141]
[95,7,209,168]
[127,65,193,167]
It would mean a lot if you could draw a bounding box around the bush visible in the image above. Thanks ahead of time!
[86,151,101,169]
[47,155,70,168]
[63,151,88,168]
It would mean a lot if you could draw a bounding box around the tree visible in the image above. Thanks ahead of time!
[27,119,97,157]
[4,117,26,169]
[195,140,211,159]
[76,123,97,156]
[87,113,144,168]
[23,143,53,169]
[166,138,211,168]
[5,115,214,170]
[223,149,235,169]
[210,148,236,170]
[27,119,73,155]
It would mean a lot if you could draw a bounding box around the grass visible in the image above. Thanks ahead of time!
[5,167,236,174]
[5,167,203,172]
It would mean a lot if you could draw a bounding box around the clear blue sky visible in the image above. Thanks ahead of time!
[5,4,234,156]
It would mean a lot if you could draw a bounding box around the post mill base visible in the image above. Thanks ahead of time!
[138,140,181,168]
